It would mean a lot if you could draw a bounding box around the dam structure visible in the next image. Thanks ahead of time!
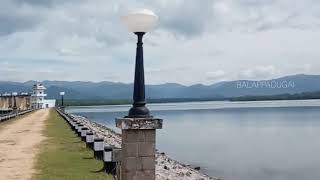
[0,93,30,112]
[31,83,56,109]
[0,83,55,113]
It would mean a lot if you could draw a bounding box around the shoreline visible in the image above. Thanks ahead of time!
[65,98,320,108]
[70,114,220,180]
[60,94,320,107]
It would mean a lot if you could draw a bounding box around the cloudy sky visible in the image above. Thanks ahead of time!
[0,0,319,85]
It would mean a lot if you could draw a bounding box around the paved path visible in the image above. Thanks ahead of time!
[0,109,49,180]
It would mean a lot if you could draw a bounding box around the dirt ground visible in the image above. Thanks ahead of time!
[0,109,49,180]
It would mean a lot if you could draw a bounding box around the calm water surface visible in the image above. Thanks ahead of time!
[66,100,320,180]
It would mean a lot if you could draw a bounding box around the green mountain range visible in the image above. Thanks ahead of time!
[0,74,320,101]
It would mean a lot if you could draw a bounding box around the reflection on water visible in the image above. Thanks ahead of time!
[66,100,320,180]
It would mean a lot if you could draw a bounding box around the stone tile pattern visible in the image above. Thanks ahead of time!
[116,118,163,130]
[122,129,156,180]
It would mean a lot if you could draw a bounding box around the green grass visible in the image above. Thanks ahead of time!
[33,109,113,180]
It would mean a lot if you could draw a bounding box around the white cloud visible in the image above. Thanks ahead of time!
[0,0,319,85]
[206,70,227,82]
[239,65,278,80]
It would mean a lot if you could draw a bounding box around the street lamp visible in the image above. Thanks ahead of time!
[117,10,162,180]
[60,92,65,107]
[12,92,18,112]
[122,9,158,118]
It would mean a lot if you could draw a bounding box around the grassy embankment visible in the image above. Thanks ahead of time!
[33,109,113,180]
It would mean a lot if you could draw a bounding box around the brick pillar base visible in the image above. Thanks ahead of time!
[116,118,163,180]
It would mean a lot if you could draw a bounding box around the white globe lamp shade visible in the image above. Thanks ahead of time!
[12,92,18,96]
[122,9,158,33]
[60,92,65,96]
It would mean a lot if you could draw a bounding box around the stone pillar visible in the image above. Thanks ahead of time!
[116,118,162,180]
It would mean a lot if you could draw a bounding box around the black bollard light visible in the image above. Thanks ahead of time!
[86,131,94,149]
[73,122,81,131]
[77,125,84,136]
[70,120,77,129]
[103,146,117,175]
[80,127,89,141]
[93,137,104,160]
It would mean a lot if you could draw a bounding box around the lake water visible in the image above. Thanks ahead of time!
[66,100,320,180]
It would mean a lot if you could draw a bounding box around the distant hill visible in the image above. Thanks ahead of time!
[0,74,320,100]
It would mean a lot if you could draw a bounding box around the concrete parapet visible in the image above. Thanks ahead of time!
[0,109,33,123]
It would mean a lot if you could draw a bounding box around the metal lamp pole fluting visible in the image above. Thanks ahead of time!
[122,10,158,118]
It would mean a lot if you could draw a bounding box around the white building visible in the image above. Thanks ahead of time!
[31,83,56,109]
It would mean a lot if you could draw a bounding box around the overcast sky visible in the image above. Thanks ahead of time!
[0,0,319,85]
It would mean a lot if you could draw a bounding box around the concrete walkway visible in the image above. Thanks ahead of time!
[0,109,49,180]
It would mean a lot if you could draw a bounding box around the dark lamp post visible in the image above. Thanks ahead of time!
[122,9,158,118]
[60,92,65,107]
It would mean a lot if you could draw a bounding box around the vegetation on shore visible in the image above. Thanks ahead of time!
[230,91,320,101]
[33,109,113,180]
[56,91,320,106]
[57,97,227,106]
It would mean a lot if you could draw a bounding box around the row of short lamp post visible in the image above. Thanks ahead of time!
[63,115,121,176]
